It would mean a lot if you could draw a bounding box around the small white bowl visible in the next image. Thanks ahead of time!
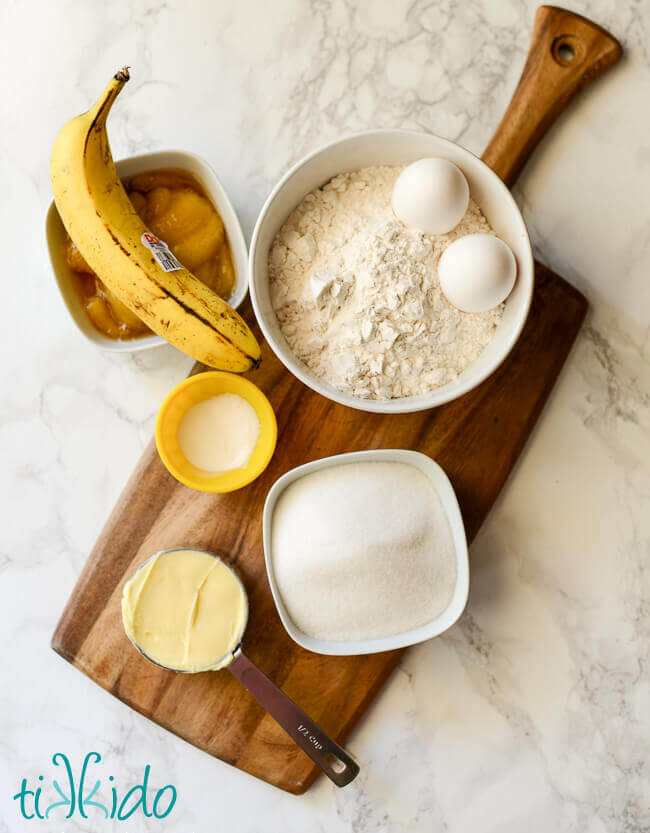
[46,150,249,353]
[249,129,534,413]
[262,449,469,656]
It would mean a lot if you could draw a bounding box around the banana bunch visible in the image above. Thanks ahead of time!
[50,68,260,372]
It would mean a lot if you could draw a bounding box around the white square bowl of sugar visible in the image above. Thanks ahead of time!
[262,449,469,656]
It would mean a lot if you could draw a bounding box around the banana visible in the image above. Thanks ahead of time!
[50,68,260,372]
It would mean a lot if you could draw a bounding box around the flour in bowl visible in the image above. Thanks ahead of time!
[268,166,503,399]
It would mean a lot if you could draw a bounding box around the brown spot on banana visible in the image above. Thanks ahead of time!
[102,226,257,365]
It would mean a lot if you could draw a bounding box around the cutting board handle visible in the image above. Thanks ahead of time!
[481,5,622,187]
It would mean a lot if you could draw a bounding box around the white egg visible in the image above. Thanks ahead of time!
[392,157,469,235]
[438,234,517,313]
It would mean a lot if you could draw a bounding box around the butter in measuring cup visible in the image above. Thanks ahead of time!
[122,548,247,672]
[121,547,360,786]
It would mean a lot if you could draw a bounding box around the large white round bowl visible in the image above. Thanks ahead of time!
[249,130,534,414]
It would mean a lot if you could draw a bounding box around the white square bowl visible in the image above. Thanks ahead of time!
[262,449,469,656]
[45,150,249,353]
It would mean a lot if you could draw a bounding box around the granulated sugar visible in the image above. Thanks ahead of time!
[270,461,457,642]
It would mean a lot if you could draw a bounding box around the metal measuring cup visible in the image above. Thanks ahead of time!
[125,548,359,788]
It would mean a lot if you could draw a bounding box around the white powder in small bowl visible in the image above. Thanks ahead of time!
[177,393,260,475]
[270,461,457,642]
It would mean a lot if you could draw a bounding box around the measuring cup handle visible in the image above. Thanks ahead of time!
[228,651,359,788]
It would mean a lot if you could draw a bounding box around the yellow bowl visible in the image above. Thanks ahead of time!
[155,371,277,493]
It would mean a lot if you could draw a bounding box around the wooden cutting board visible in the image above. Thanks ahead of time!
[52,7,621,795]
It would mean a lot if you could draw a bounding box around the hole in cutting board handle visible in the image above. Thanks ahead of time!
[551,35,580,66]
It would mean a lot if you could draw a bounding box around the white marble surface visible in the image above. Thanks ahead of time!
[1,0,648,830]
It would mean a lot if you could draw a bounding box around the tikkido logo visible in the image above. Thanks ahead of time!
[12,752,177,822]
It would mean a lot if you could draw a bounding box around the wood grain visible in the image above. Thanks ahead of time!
[482,6,621,187]
[51,6,620,795]
[51,271,585,793]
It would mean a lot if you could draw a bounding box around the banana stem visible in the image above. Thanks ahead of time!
[87,68,130,130]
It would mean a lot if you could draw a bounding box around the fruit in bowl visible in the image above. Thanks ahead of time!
[50,68,259,371]
[62,167,238,342]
